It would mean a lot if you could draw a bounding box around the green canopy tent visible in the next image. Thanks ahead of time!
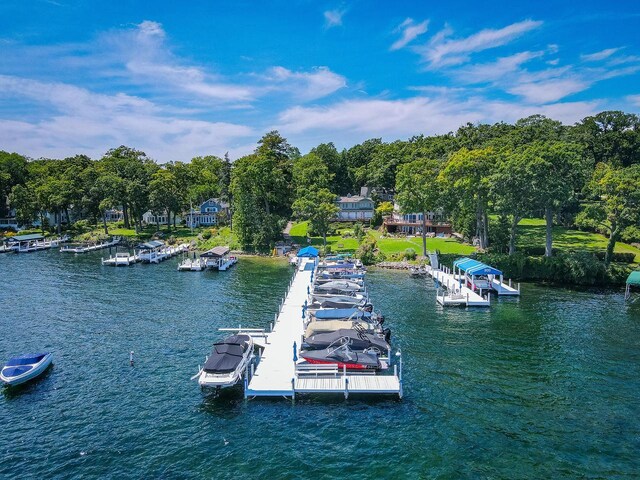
[625,271,640,301]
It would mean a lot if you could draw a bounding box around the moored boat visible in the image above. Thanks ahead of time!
[196,335,254,389]
[1,352,53,386]
[303,328,390,352]
[300,344,381,370]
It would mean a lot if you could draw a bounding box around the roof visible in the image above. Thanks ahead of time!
[453,257,502,276]
[201,246,230,258]
[627,271,640,286]
[297,246,318,257]
[336,195,371,203]
[138,240,165,249]
[7,234,44,242]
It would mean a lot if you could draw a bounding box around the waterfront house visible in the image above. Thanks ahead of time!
[335,188,374,221]
[383,203,452,235]
[142,211,182,226]
[184,198,229,228]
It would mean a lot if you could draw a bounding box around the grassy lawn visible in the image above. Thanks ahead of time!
[289,221,476,256]
[516,218,640,262]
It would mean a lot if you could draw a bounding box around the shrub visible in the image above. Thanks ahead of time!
[324,245,332,255]
[356,236,378,265]
[593,251,636,263]
[404,248,417,261]
[201,229,212,240]
[167,235,177,245]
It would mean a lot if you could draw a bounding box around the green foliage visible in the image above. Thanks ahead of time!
[476,252,630,286]
[404,248,417,260]
[356,235,378,265]
[353,223,365,244]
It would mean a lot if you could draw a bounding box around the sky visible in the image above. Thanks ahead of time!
[0,1,639,162]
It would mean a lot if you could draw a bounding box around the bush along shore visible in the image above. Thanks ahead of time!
[435,252,633,287]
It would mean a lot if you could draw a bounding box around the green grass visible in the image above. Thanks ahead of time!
[289,221,476,256]
[516,218,640,262]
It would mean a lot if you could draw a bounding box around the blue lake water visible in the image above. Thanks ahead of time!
[1,250,639,479]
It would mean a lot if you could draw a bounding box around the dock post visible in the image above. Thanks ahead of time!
[291,378,295,400]
[518,282,521,293]
[344,377,349,399]
[270,322,273,332]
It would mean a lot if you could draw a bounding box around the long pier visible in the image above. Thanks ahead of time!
[246,258,402,399]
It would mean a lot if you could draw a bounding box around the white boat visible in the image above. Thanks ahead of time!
[1,352,53,386]
[314,280,363,293]
[195,335,254,389]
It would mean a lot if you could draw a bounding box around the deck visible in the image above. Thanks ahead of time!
[246,258,402,398]
[429,267,490,307]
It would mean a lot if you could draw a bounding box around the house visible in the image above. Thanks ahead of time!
[383,203,452,235]
[335,188,374,222]
[142,211,182,226]
[104,209,124,222]
[184,198,229,228]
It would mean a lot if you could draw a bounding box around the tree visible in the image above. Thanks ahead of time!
[573,111,640,168]
[9,183,37,227]
[491,150,535,255]
[525,141,585,256]
[440,148,495,249]
[577,163,640,265]
[292,153,332,197]
[0,151,28,217]
[396,158,444,257]
[292,188,339,248]
[148,169,181,231]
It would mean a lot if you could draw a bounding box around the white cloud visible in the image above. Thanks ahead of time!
[627,94,640,107]
[416,19,543,67]
[581,48,620,62]
[0,75,254,162]
[275,94,597,142]
[507,78,590,104]
[324,9,345,28]
[391,18,429,51]
[457,51,544,83]
[263,66,346,101]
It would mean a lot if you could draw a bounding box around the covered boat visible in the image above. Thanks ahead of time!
[1,352,53,386]
[310,307,373,321]
[197,334,253,389]
[304,329,390,352]
[305,320,377,337]
[314,280,363,293]
[301,344,381,370]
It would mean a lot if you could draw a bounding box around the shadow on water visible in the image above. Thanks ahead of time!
[198,387,246,419]
[2,364,54,400]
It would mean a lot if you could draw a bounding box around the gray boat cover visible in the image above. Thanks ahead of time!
[203,335,250,373]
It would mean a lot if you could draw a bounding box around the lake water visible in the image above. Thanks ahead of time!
[1,250,639,479]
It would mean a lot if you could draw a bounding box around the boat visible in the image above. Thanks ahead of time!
[319,270,365,280]
[1,352,53,386]
[305,320,378,337]
[196,335,254,389]
[310,292,367,304]
[303,328,390,353]
[300,344,381,370]
[314,280,363,293]
[309,306,378,322]
[409,265,428,277]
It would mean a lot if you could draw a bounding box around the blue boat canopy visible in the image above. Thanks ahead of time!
[313,308,371,320]
[453,257,502,276]
[297,246,319,257]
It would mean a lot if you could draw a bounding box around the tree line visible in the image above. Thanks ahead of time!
[1,110,639,263]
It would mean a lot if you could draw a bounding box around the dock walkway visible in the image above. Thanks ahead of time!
[246,258,402,398]
[429,266,490,307]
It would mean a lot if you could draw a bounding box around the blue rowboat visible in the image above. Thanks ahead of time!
[1,352,53,386]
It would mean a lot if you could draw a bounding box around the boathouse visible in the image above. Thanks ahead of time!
[200,246,231,269]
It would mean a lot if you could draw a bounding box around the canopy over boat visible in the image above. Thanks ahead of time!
[6,234,45,243]
[200,246,230,258]
[453,257,502,276]
[297,246,319,258]
[138,240,165,250]
[627,271,640,286]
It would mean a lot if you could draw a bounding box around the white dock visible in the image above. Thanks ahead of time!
[490,278,520,295]
[429,266,490,307]
[61,237,121,253]
[246,258,402,398]
[101,252,139,266]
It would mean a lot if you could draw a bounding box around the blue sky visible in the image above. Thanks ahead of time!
[0,1,639,162]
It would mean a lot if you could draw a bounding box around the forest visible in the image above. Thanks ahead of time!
[1,110,639,269]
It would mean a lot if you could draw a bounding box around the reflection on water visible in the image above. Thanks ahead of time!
[0,252,639,478]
